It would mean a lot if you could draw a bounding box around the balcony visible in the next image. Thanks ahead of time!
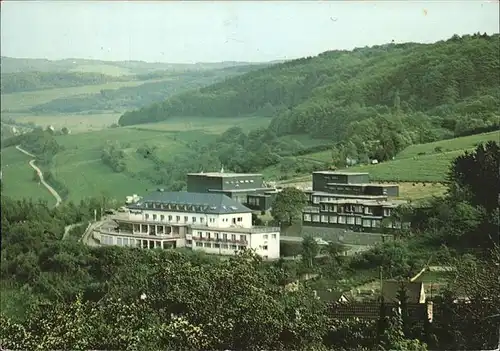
[190,224,279,234]
[192,236,248,245]
[303,206,320,214]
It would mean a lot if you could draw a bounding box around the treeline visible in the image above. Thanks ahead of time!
[118,33,499,161]
[0,71,128,94]
[29,66,262,114]
[129,127,328,190]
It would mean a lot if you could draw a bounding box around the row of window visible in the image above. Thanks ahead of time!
[189,241,247,250]
[303,214,382,227]
[225,179,254,184]
[247,197,261,206]
[196,231,246,242]
[143,213,243,224]
[303,214,404,229]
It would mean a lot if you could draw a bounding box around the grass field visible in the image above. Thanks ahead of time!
[130,116,273,135]
[68,64,133,76]
[1,147,56,205]
[271,131,499,184]
[3,112,121,133]
[46,116,274,203]
[0,78,168,112]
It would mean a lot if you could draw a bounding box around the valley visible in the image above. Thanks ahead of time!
[1,30,499,351]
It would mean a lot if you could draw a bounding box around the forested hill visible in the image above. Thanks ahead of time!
[118,33,500,142]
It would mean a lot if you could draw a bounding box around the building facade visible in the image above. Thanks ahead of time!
[93,190,280,259]
[186,171,278,211]
[302,171,409,232]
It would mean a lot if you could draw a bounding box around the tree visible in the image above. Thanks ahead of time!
[448,141,500,214]
[301,236,319,269]
[61,127,69,135]
[271,187,307,225]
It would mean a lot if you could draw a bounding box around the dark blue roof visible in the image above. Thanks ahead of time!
[127,190,251,214]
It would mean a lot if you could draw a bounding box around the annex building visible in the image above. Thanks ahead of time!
[93,189,280,259]
[186,169,278,212]
[302,171,409,232]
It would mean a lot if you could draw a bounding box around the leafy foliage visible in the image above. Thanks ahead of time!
[101,141,126,173]
[271,187,308,225]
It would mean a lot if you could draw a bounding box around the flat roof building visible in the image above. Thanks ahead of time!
[186,170,278,212]
[303,171,408,233]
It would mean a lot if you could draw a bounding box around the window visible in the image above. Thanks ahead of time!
[237,217,242,222]
[184,216,188,223]
[303,214,311,222]
[200,217,204,223]
[263,234,268,240]
[176,216,180,222]
[231,234,236,241]
[215,233,219,239]
[231,245,237,250]
[192,216,196,223]
[262,245,268,250]
[347,217,355,225]
[207,232,211,239]
[321,215,328,223]
[145,214,150,220]
[196,242,203,247]
[223,233,227,240]
[214,243,220,248]
[239,246,247,250]
[312,215,320,222]
[222,244,229,249]
[168,215,172,221]
[239,235,246,242]
[153,214,157,221]
[117,238,123,246]
[186,240,192,245]
[160,215,165,221]
[329,216,337,224]
[197,231,202,238]
[204,243,211,248]
[272,234,277,239]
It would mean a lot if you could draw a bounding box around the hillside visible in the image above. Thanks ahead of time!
[271,131,500,184]
[0,56,268,74]
[119,33,499,161]
[27,65,268,114]
[1,61,268,132]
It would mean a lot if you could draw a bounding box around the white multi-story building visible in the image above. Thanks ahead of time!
[93,189,280,259]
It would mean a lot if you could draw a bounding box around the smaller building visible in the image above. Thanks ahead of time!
[186,170,278,211]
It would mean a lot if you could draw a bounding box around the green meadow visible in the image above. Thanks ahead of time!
[1,147,56,206]
[275,131,500,183]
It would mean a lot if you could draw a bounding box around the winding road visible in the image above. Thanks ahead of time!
[15,145,62,208]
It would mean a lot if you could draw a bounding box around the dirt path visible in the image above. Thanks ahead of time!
[15,145,62,208]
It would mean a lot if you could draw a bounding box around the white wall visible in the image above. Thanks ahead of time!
[248,231,280,259]
[127,209,252,228]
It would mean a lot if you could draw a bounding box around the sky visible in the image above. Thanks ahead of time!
[1,1,499,63]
